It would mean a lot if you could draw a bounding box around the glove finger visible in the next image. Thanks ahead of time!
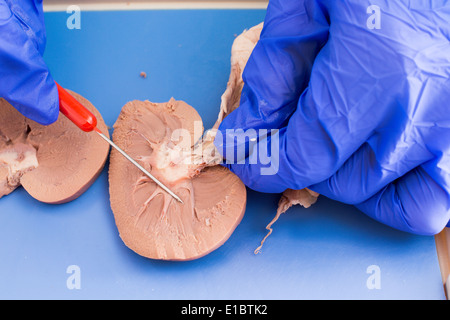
[309,139,435,205]
[354,166,450,235]
[219,127,286,193]
[217,0,329,146]
[4,0,47,55]
[0,1,58,125]
[238,0,330,127]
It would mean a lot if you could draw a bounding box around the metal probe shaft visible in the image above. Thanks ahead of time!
[94,129,184,204]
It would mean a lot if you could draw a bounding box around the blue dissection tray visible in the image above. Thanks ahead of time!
[0,9,445,299]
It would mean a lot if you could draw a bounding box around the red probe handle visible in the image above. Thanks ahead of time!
[56,82,98,132]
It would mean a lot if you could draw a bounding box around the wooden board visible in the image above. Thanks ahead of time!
[435,228,450,299]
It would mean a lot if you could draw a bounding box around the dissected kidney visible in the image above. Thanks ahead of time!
[108,99,247,260]
[0,90,110,204]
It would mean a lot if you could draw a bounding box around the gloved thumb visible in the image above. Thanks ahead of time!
[0,0,59,125]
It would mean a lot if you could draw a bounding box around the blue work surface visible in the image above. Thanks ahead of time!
[0,9,445,300]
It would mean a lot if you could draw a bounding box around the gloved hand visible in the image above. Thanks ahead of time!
[0,0,58,125]
[215,0,450,235]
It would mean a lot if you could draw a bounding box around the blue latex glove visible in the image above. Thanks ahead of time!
[0,0,58,125]
[215,0,450,235]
